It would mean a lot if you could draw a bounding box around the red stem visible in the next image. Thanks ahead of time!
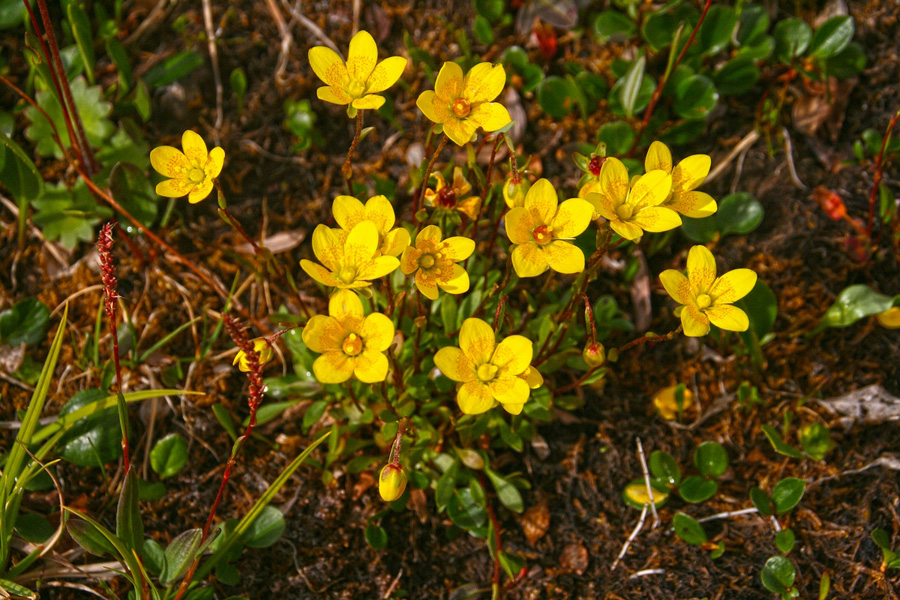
[582,294,597,345]
[493,294,507,331]
[867,110,900,237]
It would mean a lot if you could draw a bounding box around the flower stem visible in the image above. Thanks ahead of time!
[414,135,448,225]
[343,110,364,194]
[867,109,900,238]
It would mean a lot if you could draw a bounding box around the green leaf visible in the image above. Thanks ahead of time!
[302,399,329,431]
[673,512,707,545]
[364,524,388,550]
[736,280,778,339]
[435,460,459,512]
[648,450,681,488]
[820,284,894,329]
[0,299,50,346]
[697,5,737,56]
[799,423,834,460]
[67,518,117,557]
[31,180,112,250]
[820,572,831,600]
[215,562,241,586]
[14,513,54,544]
[761,425,805,459]
[0,578,36,599]
[773,18,812,63]
[67,3,95,85]
[771,478,805,514]
[447,488,487,530]
[474,0,504,22]
[441,294,458,335]
[694,441,728,478]
[775,528,796,554]
[58,389,123,467]
[110,161,158,230]
[150,433,188,479]
[25,76,114,159]
[678,475,717,503]
[736,5,769,46]
[593,10,636,43]
[244,505,285,548]
[538,76,575,119]
[619,56,646,119]
[473,15,494,45]
[246,399,300,427]
[674,75,718,120]
[144,51,205,87]
[0,0,27,29]
[161,529,203,585]
[714,57,760,95]
[871,528,891,550]
[825,42,866,78]
[720,191,764,235]
[141,538,166,576]
[96,119,150,171]
[0,133,43,201]
[642,4,698,51]
[230,68,247,102]
[761,556,795,593]
[105,37,132,93]
[750,487,772,516]
[485,467,523,513]
[117,468,144,554]
[808,16,854,59]
[737,35,775,61]
[597,121,635,156]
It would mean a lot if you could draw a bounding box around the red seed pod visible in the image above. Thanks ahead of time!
[588,156,604,176]
[812,186,846,221]
[534,22,557,60]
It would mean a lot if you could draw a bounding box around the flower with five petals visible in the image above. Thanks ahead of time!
[400,226,474,300]
[435,318,534,415]
[505,178,594,277]
[331,195,410,257]
[644,141,717,218]
[150,131,224,203]
[416,62,511,146]
[300,221,399,289]
[660,245,757,337]
[308,30,407,111]
[302,290,394,383]
[423,167,482,220]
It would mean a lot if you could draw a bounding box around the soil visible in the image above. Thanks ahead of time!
[1,1,899,599]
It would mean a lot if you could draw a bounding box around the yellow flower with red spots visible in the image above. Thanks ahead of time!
[400,226,474,300]
[416,62,511,146]
[300,221,399,289]
[302,289,394,383]
[308,30,407,111]
[150,131,224,203]
[505,179,594,277]
[435,318,534,415]
[660,245,757,337]
[644,142,717,218]
[586,158,680,241]
[424,167,482,220]
[331,195,410,257]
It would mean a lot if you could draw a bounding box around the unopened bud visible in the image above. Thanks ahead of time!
[233,338,274,372]
[503,176,530,209]
[582,342,606,367]
[379,464,408,502]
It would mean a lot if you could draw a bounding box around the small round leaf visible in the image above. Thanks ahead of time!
[673,512,707,546]
[761,556,796,593]
[649,450,681,488]
[678,475,718,503]
[808,16,854,59]
[772,477,805,514]
[773,18,812,63]
[694,441,728,478]
[674,75,718,120]
[150,433,189,479]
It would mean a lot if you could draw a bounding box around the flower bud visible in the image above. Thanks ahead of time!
[233,338,274,372]
[378,464,408,502]
[502,176,530,209]
[876,307,900,329]
[582,342,606,367]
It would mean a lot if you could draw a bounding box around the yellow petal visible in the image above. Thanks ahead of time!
[876,307,900,328]
[457,195,482,220]
[382,227,410,257]
[311,224,343,270]
[367,56,407,93]
[155,178,193,198]
[672,155,711,192]
[451,166,472,195]
[551,198,594,238]
[710,269,757,304]
[630,206,682,232]
[706,304,750,332]
[468,102,511,132]
[313,352,354,383]
[182,130,208,166]
[544,241,584,274]
[629,170,672,209]
[681,304,711,337]
[668,190,717,218]
[344,221,379,267]
[416,90,440,124]
[354,350,389,383]
[351,94,385,110]
[659,269,692,305]
[578,179,602,200]
[400,247,419,275]
[303,315,345,353]
[645,141,673,174]
[463,62,506,103]
[443,118,478,146]
[437,264,469,295]
[600,157,630,206]
[457,380,495,414]
[205,146,225,179]
[686,245,717,291]
[500,400,525,415]
[415,272,440,300]
[357,255,400,280]
[364,195,396,232]
[523,178,558,224]
[150,146,189,178]
[309,46,348,88]
[610,219,644,241]
[522,366,543,389]
[435,61,464,100]
[511,243,549,277]
[505,207,536,245]
[491,335,532,376]
[187,180,214,204]
[459,318,495,365]
[435,346,477,382]
[333,195,366,231]
[300,259,340,287]
[440,236,475,262]
[490,376,530,407]
[361,312,394,352]
[586,191,615,221]
[416,225,443,245]
[317,86,352,105]
[329,288,364,320]
[346,30,377,82]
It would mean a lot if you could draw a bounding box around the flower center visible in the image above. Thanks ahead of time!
[476,363,498,382]
[436,185,457,208]
[451,98,471,118]
[339,266,357,284]
[189,168,205,183]
[419,254,436,269]
[696,294,712,310]
[532,225,553,245]
[342,333,363,356]
[615,204,634,220]
[588,156,604,176]
[348,80,366,98]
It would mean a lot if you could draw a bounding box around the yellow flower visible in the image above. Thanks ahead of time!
[660,245,757,337]
[502,176,530,209]
[150,131,224,203]
[653,385,695,420]
[331,194,410,257]
[435,318,534,415]
[416,61,511,146]
[424,167,482,220]
[378,464,408,502]
[300,221,399,289]
[233,338,274,372]
[644,141,717,218]
[519,365,543,389]
[876,306,900,329]
[308,30,407,110]
[400,225,474,300]
[586,158,681,241]
[505,179,594,277]
[302,289,394,383]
